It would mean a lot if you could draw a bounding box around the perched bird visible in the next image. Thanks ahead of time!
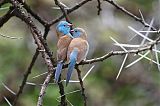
[55,21,73,83]
[56,21,73,38]
[66,28,89,86]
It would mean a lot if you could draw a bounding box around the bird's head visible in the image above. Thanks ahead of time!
[56,21,72,35]
[70,28,87,39]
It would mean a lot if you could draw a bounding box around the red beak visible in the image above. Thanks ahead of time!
[68,23,73,27]
[70,30,74,32]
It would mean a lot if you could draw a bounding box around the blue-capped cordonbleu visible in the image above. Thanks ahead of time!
[66,28,89,86]
[55,21,73,83]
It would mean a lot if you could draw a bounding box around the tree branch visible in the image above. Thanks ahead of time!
[49,0,93,26]
[13,49,39,106]
[97,0,102,15]
[0,7,14,27]
[54,0,71,24]
[37,72,53,106]
[104,0,158,31]
[2,0,160,106]
[16,0,49,26]
[57,78,67,106]
[9,1,56,106]
[75,66,87,106]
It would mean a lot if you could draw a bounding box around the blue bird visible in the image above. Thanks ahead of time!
[66,28,89,86]
[55,21,73,83]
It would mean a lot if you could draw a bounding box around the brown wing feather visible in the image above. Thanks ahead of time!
[67,38,89,63]
[77,40,89,63]
[57,35,72,61]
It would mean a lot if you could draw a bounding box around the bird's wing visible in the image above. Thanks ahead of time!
[57,35,72,61]
[67,38,89,63]
[77,40,89,63]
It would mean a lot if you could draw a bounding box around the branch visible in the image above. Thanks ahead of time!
[13,49,39,105]
[16,1,93,92]
[3,0,160,106]
[75,66,87,106]
[57,78,67,106]
[49,0,93,26]
[54,0,71,23]
[0,7,14,27]
[104,0,158,31]
[54,0,72,105]
[37,72,53,106]
[97,0,102,15]
[13,19,50,106]
[16,0,49,26]
[77,40,160,66]
[9,1,55,106]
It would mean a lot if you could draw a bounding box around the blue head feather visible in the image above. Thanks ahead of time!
[56,21,72,35]
[72,29,82,38]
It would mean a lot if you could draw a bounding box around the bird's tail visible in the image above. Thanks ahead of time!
[55,61,63,83]
[66,48,78,86]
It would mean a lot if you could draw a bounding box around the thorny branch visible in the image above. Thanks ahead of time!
[75,66,87,106]
[3,0,93,105]
[9,0,55,106]
[104,0,158,31]
[0,0,160,106]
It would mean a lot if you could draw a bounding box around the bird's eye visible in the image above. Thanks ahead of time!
[63,25,66,27]
[75,30,77,32]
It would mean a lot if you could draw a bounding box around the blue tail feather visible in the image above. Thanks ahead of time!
[66,49,78,86]
[55,61,63,83]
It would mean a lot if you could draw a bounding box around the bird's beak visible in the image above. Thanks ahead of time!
[68,23,73,27]
[70,30,74,33]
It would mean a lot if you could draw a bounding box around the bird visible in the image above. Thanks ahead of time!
[56,21,73,38]
[66,28,89,86]
[55,21,73,83]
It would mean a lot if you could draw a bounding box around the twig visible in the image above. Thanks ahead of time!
[37,72,53,106]
[13,19,50,106]
[1,82,16,95]
[110,37,128,79]
[4,96,12,106]
[54,0,71,23]
[13,6,54,64]
[97,0,102,15]
[13,49,39,105]
[0,33,22,39]
[14,1,93,99]
[154,45,160,71]
[12,6,49,106]
[2,0,160,106]
[0,7,14,27]
[57,89,81,98]
[104,0,158,31]
[49,0,93,26]
[57,78,67,106]
[16,0,48,26]
[9,1,55,106]
[75,66,87,106]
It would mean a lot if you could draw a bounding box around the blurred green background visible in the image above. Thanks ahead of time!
[0,0,160,106]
